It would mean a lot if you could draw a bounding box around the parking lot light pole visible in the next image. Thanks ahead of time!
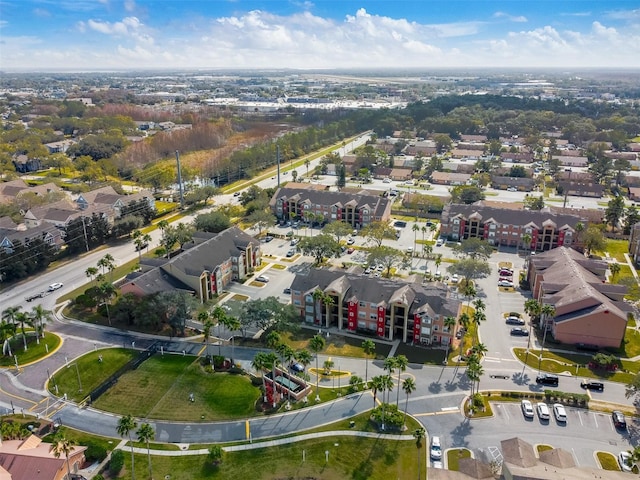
[68,363,82,393]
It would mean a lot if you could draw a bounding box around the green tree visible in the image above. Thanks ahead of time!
[624,206,640,235]
[451,238,493,260]
[97,282,116,326]
[361,221,397,247]
[362,339,376,385]
[414,428,425,480]
[450,185,485,204]
[393,355,409,406]
[14,311,32,352]
[610,262,621,281]
[194,210,232,233]
[309,334,326,400]
[367,245,404,278]
[322,221,353,244]
[605,195,626,231]
[447,257,491,284]
[524,196,545,210]
[402,377,416,428]
[247,210,276,237]
[29,304,52,343]
[208,445,224,466]
[297,233,341,265]
[613,158,631,186]
[582,225,607,256]
[50,436,77,480]
[136,423,155,480]
[116,414,138,480]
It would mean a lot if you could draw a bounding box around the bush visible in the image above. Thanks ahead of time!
[85,443,107,463]
[109,449,124,475]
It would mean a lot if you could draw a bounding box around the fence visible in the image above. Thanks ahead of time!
[87,342,158,403]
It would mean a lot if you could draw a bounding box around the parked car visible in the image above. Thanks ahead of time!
[499,268,513,276]
[498,279,514,288]
[430,436,442,460]
[286,249,296,257]
[521,399,534,418]
[283,288,292,295]
[612,410,627,429]
[289,362,305,373]
[450,274,459,284]
[507,187,518,192]
[347,238,355,245]
[536,402,550,420]
[256,275,269,283]
[510,327,529,337]
[290,238,300,246]
[436,238,444,247]
[48,283,64,291]
[618,451,632,472]
[264,235,274,242]
[553,403,567,423]
[536,374,559,387]
[347,247,355,254]
[505,316,525,325]
[580,380,604,391]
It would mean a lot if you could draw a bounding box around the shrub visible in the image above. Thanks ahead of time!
[85,443,107,463]
[109,449,124,475]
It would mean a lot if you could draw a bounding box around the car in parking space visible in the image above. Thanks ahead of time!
[435,238,444,247]
[521,399,534,418]
[347,238,355,245]
[536,402,550,420]
[430,436,442,460]
[505,316,525,325]
[48,282,64,291]
[499,268,513,276]
[364,267,372,275]
[612,410,627,429]
[393,220,407,228]
[264,235,274,242]
[510,327,529,337]
[536,374,559,387]
[498,279,514,288]
[553,403,567,423]
[283,288,292,295]
[286,249,296,257]
[450,274,459,284]
[618,451,632,472]
[580,380,604,391]
[347,247,354,254]
[256,275,269,283]
[290,238,299,246]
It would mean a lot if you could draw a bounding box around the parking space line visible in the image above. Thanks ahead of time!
[592,412,598,429]
[578,411,584,426]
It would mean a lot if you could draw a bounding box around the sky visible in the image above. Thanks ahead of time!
[1,0,639,71]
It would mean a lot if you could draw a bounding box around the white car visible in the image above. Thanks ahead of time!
[382,178,391,183]
[498,279,514,288]
[450,274,459,284]
[347,238,355,245]
[553,403,567,423]
[436,238,444,247]
[256,275,269,283]
[521,399,534,418]
[430,436,442,460]
[618,451,633,472]
[536,402,550,421]
[48,282,64,291]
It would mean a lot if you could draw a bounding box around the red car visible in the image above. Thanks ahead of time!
[347,247,355,254]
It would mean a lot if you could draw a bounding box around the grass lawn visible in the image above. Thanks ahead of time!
[50,348,138,402]
[597,451,621,471]
[447,448,472,471]
[278,331,393,360]
[537,444,553,453]
[0,332,61,367]
[122,435,418,480]
[93,354,260,420]
[612,264,640,302]
[601,239,630,262]
[42,426,117,454]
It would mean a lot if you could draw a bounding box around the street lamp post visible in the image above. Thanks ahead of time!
[68,363,82,393]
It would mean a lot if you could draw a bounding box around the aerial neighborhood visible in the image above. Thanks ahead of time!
[2,69,640,479]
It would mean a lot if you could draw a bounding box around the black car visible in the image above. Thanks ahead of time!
[264,236,274,242]
[289,362,305,373]
[25,292,43,302]
[283,288,291,295]
[510,327,529,337]
[536,374,559,387]
[580,380,604,391]
[612,410,627,429]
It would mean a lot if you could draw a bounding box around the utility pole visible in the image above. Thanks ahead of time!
[81,216,89,252]
[175,150,185,210]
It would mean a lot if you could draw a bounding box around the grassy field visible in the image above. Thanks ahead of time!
[121,435,419,480]
[0,332,61,367]
[602,239,630,262]
[93,354,260,420]
[50,348,138,402]
[447,448,471,471]
[597,451,621,471]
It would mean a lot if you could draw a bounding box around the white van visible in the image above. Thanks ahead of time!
[436,238,444,247]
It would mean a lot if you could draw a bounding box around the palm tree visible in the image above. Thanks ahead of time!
[456,312,470,367]
[136,423,155,480]
[322,294,335,328]
[2,306,21,333]
[370,375,384,408]
[294,349,312,373]
[252,352,270,402]
[85,266,98,285]
[434,253,442,273]
[471,309,486,346]
[467,359,484,407]
[51,436,76,480]
[472,298,485,313]
[522,232,532,258]
[30,304,52,344]
[402,377,416,428]
[524,298,542,326]
[462,283,476,307]
[199,312,213,365]
[221,315,241,364]
[309,334,326,400]
[97,253,116,279]
[443,316,457,361]
[361,339,376,385]
[610,262,621,281]
[412,224,420,254]
[0,321,16,357]
[116,414,137,480]
[380,374,394,431]
[211,306,228,356]
[394,355,409,406]
[383,357,396,404]
[312,289,325,325]
[421,225,427,246]
[305,158,310,178]
[574,221,585,248]
[97,282,116,326]
[14,311,32,351]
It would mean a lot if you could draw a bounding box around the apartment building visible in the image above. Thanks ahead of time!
[270,185,392,229]
[290,270,461,345]
[441,204,587,251]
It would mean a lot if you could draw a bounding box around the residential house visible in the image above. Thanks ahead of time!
[429,172,471,186]
[12,154,42,173]
[121,227,261,303]
[450,149,482,160]
[500,152,535,163]
[557,180,604,198]
[44,139,75,154]
[490,176,535,191]
[0,223,64,252]
[23,200,94,230]
[75,186,155,218]
[290,270,462,344]
[629,187,640,201]
[0,434,87,480]
[387,168,413,181]
[527,247,630,348]
[270,186,392,229]
[441,204,587,251]
[554,155,589,167]
[0,179,62,204]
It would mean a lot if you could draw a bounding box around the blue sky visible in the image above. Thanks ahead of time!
[1,1,639,71]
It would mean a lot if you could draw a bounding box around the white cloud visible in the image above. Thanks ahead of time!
[124,0,136,13]
[606,9,640,21]
[493,12,528,23]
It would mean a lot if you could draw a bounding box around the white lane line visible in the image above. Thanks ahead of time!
[578,411,584,426]
[593,412,598,429]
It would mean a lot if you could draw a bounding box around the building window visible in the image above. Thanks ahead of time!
[358,311,366,318]
[370,314,377,320]
[305,305,314,313]
[358,321,366,329]
[359,301,366,307]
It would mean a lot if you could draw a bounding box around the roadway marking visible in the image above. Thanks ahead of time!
[0,386,38,406]
[578,411,584,426]
[414,409,460,417]
[592,412,598,429]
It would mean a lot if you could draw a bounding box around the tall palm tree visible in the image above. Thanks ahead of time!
[456,312,471,367]
[97,282,116,326]
[305,158,310,178]
[136,423,155,480]
[434,253,442,273]
[471,309,486,346]
[610,262,621,281]
[199,312,213,365]
[522,232,532,258]
[116,414,137,480]
[30,304,52,344]
[524,298,542,326]
[312,289,325,325]
[394,355,409,406]
[370,375,384,408]
[2,306,21,333]
[211,306,228,356]
[361,339,376,385]
[414,428,425,480]
[309,334,326,400]
[383,357,396,404]
[14,311,32,351]
[412,223,420,254]
[443,316,457,361]
[402,377,416,428]
[472,298,485,313]
[221,315,241,364]
[322,294,335,328]
[380,374,394,431]
[85,266,98,285]
[0,321,16,357]
[252,352,270,402]
[50,436,76,480]
[294,349,313,373]
[97,253,116,279]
